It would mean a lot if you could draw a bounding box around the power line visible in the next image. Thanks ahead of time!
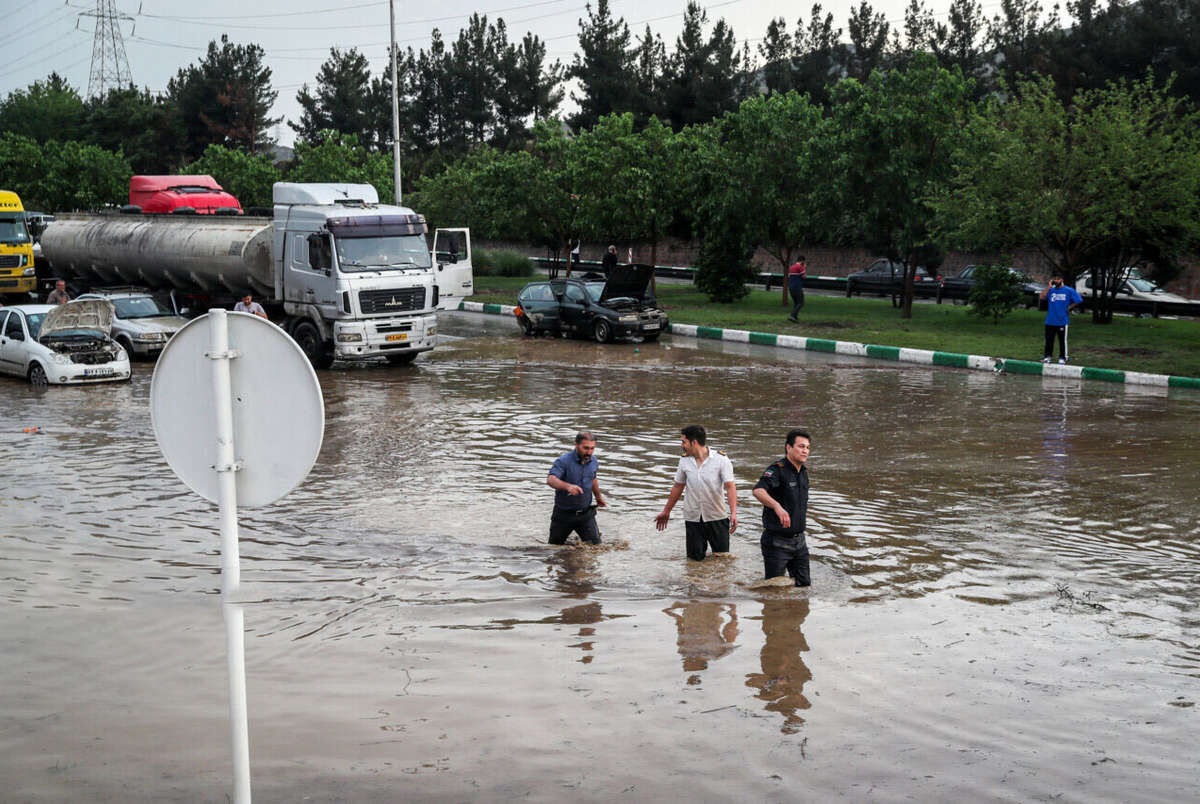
[134,0,572,30]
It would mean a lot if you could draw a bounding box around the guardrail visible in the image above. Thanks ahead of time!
[529,258,1199,317]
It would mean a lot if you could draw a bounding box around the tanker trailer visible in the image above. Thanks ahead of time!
[41,182,472,367]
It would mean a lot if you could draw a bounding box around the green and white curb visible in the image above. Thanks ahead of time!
[456,302,1200,390]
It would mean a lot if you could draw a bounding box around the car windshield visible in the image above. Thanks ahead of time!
[1127,278,1159,292]
[111,296,174,318]
[25,314,45,338]
[336,234,432,272]
[0,213,30,244]
[585,282,606,302]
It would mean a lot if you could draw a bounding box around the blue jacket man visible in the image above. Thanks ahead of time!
[1041,274,1083,363]
[546,430,607,545]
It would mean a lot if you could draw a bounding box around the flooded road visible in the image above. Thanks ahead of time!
[2,311,1198,801]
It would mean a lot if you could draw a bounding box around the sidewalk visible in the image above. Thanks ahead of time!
[455,301,1200,391]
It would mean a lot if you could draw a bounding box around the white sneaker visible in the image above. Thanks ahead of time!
[1042,357,1051,363]
[1058,358,1067,364]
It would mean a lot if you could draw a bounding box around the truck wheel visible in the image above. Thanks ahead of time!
[386,352,418,366]
[293,321,333,369]
[592,319,612,343]
[28,363,48,386]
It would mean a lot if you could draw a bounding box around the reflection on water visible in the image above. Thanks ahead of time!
[746,599,812,734]
[3,314,1200,799]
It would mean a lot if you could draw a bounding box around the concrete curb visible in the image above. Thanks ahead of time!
[457,301,1200,391]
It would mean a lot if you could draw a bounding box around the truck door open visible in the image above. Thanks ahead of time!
[432,228,473,310]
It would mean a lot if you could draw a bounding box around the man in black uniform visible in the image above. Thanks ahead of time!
[752,429,812,586]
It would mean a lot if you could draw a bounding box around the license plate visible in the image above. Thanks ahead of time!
[83,368,115,377]
[643,322,660,330]
[386,333,408,342]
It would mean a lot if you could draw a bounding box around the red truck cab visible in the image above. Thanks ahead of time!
[129,175,242,214]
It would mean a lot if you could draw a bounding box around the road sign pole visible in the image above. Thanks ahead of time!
[206,308,251,804]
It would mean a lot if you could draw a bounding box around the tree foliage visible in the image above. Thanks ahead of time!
[184,144,281,209]
[0,133,130,212]
[968,263,1023,323]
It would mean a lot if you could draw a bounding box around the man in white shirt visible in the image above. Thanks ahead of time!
[233,293,268,319]
[654,425,738,561]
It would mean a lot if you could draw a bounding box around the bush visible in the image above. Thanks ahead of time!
[696,230,753,303]
[493,251,533,277]
[472,248,496,275]
[969,262,1023,324]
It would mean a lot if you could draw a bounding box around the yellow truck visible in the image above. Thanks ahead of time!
[0,191,37,298]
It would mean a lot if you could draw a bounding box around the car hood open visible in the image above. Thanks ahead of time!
[40,299,114,337]
[599,264,655,303]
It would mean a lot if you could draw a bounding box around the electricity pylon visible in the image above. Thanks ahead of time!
[81,0,134,98]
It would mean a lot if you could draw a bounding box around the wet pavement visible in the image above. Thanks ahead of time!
[1,310,1198,801]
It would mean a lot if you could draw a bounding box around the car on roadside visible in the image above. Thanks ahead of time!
[75,289,187,359]
[0,300,131,385]
[939,264,1042,307]
[1075,271,1192,304]
[846,259,941,298]
[514,265,669,342]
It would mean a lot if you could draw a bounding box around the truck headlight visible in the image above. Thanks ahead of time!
[426,326,436,337]
[336,332,363,343]
[23,266,35,276]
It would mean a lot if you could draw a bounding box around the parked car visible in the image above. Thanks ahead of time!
[514,265,669,342]
[846,259,941,298]
[75,289,187,359]
[0,300,131,385]
[939,264,1042,307]
[1075,271,1191,304]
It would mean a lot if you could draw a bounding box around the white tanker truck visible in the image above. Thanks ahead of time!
[40,182,473,367]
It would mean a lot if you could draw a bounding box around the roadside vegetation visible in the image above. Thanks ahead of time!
[470,276,1200,378]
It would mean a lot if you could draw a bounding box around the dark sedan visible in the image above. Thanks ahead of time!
[939,264,1041,307]
[846,259,941,298]
[514,265,669,342]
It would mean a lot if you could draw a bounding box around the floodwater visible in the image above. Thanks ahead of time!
[2,310,1198,802]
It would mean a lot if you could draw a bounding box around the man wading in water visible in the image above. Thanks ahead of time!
[752,429,812,586]
[654,425,738,560]
[546,431,607,545]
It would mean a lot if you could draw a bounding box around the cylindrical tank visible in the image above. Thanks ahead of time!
[41,213,275,297]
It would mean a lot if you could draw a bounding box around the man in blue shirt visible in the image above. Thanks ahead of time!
[546,430,607,545]
[1040,274,1083,364]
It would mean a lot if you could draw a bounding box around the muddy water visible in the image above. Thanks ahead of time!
[2,311,1197,801]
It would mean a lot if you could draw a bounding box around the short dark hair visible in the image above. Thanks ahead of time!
[680,425,706,445]
[575,430,596,445]
[786,428,811,447]
[798,255,806,262]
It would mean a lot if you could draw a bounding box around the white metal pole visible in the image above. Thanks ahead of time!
[208,309,251,804]
[390,0,402,204]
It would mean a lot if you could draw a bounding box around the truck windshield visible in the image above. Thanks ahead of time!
[0,213,30,244]
[336,235,431,272]
[112,296,175,319]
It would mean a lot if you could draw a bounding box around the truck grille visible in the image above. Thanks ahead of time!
[0,255,21,268]
[359,287,425,314]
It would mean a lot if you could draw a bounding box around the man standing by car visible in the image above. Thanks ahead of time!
[546,431,607,545]
[234,293,268,319]
[752,429,812,587]
[654,425,738,561]
[46,280,70,305]
[1040,273,1082,364]
[601,245,618,275]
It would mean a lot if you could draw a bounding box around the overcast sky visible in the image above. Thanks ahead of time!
[3,0,1005,145]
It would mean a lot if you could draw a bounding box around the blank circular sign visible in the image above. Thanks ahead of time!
[150,311,325,507]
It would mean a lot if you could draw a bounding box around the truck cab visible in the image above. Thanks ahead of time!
[0,192,36,299]
[129,175,242,215]
[273,182,444,366]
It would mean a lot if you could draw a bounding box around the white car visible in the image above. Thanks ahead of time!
[76,291,187,359]
[0,301,131,385]
[1076,271,1192,303]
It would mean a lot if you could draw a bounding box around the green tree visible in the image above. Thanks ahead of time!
[167,35,281,160]
[793,4,844,105]
[0,133,49,207]
[84,86,185,174]
[0,73,85,144]
[663,3,745,130]
[630,25,667,125]
[935,75,1200,324]
[287,131,394,200]
[38,140,131,212]
[185,144,281,208]
[569,0,634,131]
[291,48,376,147]
[825,54,975,318]
[846,0,890,80]
[968,263,1023,323]
[758,18,794,95]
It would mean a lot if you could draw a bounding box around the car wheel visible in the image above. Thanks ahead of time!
[292,320,333,369]
[593,318,612,343]
[118,336,137,360]
[385,352,418,366]
[846,280,855,298]
[28,362,48,386]
[519,315,536,336]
